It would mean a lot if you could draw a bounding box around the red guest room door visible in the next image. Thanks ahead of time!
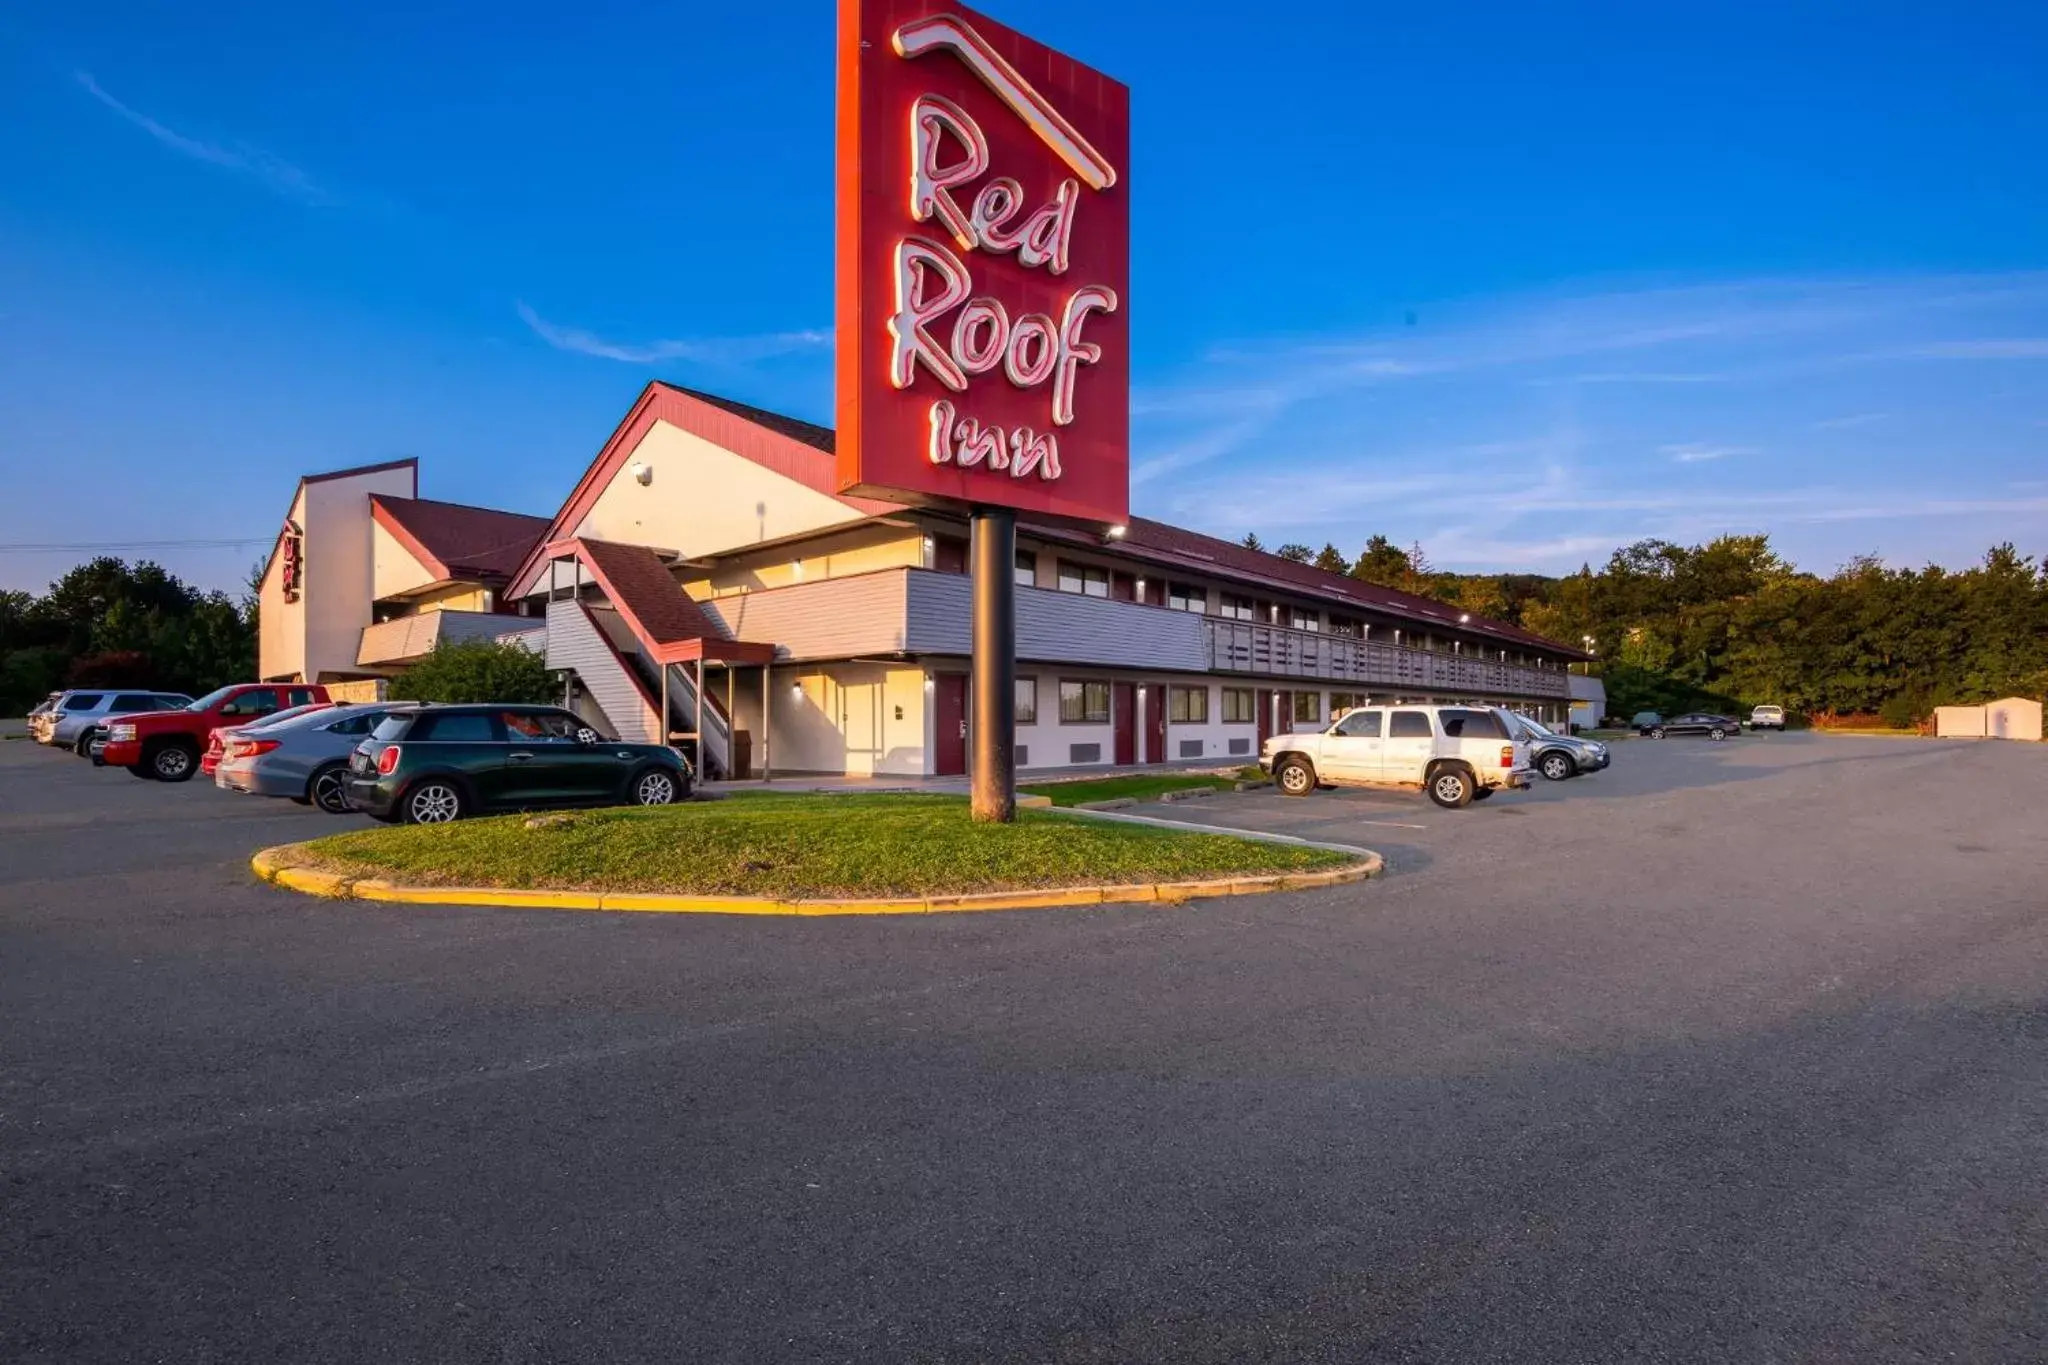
[933,674,967,776]
[1141,683,1166,764]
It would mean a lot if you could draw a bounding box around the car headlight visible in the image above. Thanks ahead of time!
[108,723,137,742]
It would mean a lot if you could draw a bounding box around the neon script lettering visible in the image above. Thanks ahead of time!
[890,19,1119,481]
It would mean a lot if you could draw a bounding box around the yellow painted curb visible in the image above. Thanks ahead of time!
[598,892,798,916]
[249,844,1383,917]
[1015,793,1055,810]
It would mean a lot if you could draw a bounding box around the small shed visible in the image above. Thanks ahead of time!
[1569,673,1607,733]
[1986,696,2043,741]
[1934,698,2043,741]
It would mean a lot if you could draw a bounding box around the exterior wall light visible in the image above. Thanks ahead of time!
[630,462,654,486]
[1105,525,1126,539]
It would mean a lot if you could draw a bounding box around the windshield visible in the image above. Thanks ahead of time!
[1518,714,1554,737]
[246,703,327,729]
[184,686,240,712]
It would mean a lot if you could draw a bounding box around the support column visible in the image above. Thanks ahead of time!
[694,659,706,779]
[762,663,773,782]
[969,507,1016,823]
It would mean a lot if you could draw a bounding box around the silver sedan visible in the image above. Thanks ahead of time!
[215,703,415,813]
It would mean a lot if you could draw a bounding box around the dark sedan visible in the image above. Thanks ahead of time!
[345,705,692,824]
[1644,712,1742,741]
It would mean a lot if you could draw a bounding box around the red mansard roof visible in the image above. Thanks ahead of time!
[1027,517,1582,658]
[568,537,775,665]
[371,496,551,584]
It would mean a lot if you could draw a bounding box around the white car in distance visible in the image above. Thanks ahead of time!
[1748,705,1786,731]
[1261,704,1534,809]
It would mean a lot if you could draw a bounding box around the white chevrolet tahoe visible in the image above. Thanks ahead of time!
[1260,704,1534,809]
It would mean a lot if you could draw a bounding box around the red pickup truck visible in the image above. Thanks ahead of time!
[97,683,329,781]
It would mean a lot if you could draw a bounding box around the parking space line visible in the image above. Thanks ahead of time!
[1348,819,1430,830]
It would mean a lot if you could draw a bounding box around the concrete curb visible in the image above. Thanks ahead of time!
[248,841,1383,917]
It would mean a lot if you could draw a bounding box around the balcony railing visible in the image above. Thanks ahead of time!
[1203,618,1570,698]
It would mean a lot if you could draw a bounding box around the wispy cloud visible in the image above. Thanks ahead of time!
[517,302,829,366]
[1662,442,1754,464]
[1128,271,2048,573]
[1908,338,2048,360]
[73,71,330,205]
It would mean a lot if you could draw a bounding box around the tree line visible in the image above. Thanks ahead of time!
[1240,532,2048,725]
[0,557,258,714]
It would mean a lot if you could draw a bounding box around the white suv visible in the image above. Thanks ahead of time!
[1261,704,1534,809]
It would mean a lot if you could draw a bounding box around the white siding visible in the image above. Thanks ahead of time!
[545,599,659,744]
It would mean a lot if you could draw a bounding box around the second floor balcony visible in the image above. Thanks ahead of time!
[1202,617,1570,699]
[691,568,1572,700]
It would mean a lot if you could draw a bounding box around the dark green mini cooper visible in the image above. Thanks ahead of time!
[345,705,692,824]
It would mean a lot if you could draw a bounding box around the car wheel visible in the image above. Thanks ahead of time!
[633,768,680,806]
[1650,727,1667,739]
[401,780,466,824]
[1427,766,1474,809]
[149,741,199,782]
[73,733,94,756]
[1708,727,1727,741]
[1539,751,1575,781]
[1275,756,1317,797]
[309,764,352,815]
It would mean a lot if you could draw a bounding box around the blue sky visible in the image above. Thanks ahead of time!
[2,1,2044,594]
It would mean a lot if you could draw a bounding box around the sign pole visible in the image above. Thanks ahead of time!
[969,505,1017,822]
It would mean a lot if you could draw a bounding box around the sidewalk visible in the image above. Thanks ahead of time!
[705,758,1253,798]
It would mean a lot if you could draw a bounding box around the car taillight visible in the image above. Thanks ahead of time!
[234,739,283,758]
[376,745,402,775]
[1501,745,1515,768]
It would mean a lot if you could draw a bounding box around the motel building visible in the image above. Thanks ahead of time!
[256,382,1587,781]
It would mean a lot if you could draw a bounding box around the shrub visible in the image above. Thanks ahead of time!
[1878,693,1923,731]
[387,639,556,705]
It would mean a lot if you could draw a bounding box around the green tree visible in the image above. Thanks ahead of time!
[1275,543,1314,564]
[388,639,556,705]
[1312,543,1349,575]
[1350,535,1411,588]
[1240,532,1265,552]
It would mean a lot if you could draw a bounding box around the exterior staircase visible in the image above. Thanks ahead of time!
[543,598,735,778]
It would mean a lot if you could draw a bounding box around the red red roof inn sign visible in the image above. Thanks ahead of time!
[836,0,1131,527]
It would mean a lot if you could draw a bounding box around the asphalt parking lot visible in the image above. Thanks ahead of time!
[4,731,2047,1362]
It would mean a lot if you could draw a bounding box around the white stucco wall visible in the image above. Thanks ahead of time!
[258,486,308,682]
[371,519,439,601]
[770,664,928,777]
[299,466,419,681]
[575,420,868,557]
[688,525,923,600]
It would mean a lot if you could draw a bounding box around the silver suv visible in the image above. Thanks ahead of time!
[1261,703,1534,808]
[40,690,192,754]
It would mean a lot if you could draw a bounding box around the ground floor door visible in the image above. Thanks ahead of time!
[933,674,967,776]
[1256,688,1274,748]
[1141,682,1167,764]
[1112,681,1137,766]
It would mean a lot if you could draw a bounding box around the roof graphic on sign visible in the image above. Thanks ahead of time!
[891,14,1119,190]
